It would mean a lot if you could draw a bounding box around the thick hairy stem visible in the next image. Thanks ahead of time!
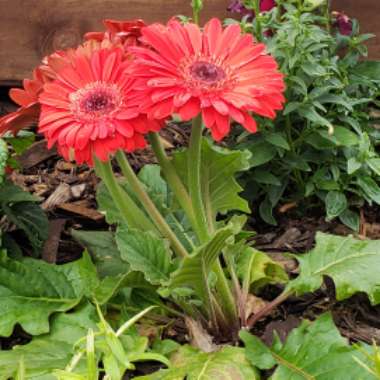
[116,151,188,258]
[148,133,199,240]
[189,116,238,325]
[188,115,210,242]
[151,124,238,326]
[225,253,246,326]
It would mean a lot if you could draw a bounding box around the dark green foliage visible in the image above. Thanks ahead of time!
[231,3,380,229]
[0,180,48,255]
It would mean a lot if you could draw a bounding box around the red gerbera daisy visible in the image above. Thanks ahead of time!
[85,19,146,52]
[128,18,285,140]
[0,51,69,137]
[0,68,46,136]
[38,41,162,166]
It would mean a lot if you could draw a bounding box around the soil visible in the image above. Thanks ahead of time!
[1,89,380,376]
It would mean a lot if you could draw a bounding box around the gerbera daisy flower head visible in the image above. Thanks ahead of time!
[0,51,70,137]
[38,41,162,166]
[128,18,285,141]
[0,68,47,136]
[84,19,146,52]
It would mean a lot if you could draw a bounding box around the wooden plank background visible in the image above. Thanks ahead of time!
[334,0,380,60]
[0,0,379,83]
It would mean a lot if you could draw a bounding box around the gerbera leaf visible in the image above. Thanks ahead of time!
[241,313,373,379]
[71,229,129,278]
[97,165,197,252]
[236,246,288,293]
[0,303,98,379]
[134,345,260,380]
[2,202,48,255]
[172,138,251,221]
[287,232,380,304]
[115,225,174,286]
[0,251,98,337]
[167,216,244,303]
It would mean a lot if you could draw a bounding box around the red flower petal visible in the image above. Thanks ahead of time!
[242,113,257,133]
[178,98,200,121]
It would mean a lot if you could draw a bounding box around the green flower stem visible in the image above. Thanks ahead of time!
[94,158,156,232]
[151,123,238,324]
[188,115,210,242]
[325,0,331,32]
[148,132,200,239]
[225,253,245,325]
[253,0,263,41]
[115,151,189,258]
[189,115,238,324]
[213,260,238,324]
[191,0,202,24]
[285,115,304,189]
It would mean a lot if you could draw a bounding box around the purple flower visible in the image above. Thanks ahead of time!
[227,0,254,17]
[227,0,276,17]
[332,11,353,36]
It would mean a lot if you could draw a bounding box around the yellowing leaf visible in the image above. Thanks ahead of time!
[134,345,259,380]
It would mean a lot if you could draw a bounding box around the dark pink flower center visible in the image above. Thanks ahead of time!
[190,61,226,84]
[70,81,122,120]
[81,91,114,113]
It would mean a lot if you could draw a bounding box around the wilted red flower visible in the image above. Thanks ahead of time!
[38,42,161,166]
[332,11,353,36]
[128,18,285,140]
[0,69,46,137]
[84,19,146,52]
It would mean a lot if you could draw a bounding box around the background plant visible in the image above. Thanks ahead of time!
[228,0,380,230]
[0,135,48,256]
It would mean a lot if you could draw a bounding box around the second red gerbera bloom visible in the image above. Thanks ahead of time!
[38,41,161,165]
[0,68,46,137]
[0,51,70,137]
[128,18,285,140]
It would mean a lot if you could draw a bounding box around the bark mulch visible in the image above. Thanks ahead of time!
[2,89,380,368]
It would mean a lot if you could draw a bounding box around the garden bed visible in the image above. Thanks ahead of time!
[2,123,380,376]
[1,1,380,379]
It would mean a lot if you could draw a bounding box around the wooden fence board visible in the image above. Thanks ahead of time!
[0,0,228,83]
[333,0,380,61]
[0,0,379,83]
